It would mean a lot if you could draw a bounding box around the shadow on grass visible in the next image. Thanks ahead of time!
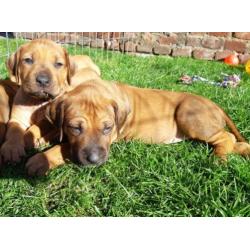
[0,163,49,187]
[0,148,96,185]
[0,149,49,185]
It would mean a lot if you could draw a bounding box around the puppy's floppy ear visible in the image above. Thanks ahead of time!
[111,97,130,135]
[6,51,21,83]
[63,48,71,85]
[45,97,65,142]
[68,55,77,76]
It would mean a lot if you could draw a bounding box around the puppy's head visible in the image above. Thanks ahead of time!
[7,39,71,100]
[46,80,130,166]
[69,55,101,76]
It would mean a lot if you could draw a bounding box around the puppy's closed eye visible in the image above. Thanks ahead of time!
[102,125,113,135]
[68,125,83,136]
[54,62,64,69]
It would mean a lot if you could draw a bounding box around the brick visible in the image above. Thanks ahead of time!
[141,32,154,43]
[193,49,215,60]
[137,33,156,50]
[215,50,233,60]
[105,40,111,49]
[80,32,90,37]
[239,54,250,64]
[175,32,188,36]
[186,36,201,47]
[46,33,68,42]
[161,32,171,36]
[78,36,91,46]
[112,40,120,50]
[224,40,246,53]
[153,45,171,55]
[106,40,120,50]
[246,42,250,54]
[54,33,67,42]
[175,33,187,46]
[158,34,177,45]
[136,44,152,53]
[123,32,136,38]
[20,32,34,40]
[64,33,79,44]
[234,32,250,40]
[172,47,192,57]
[21,32,33,39]
[12,32,18,38]
[81,32,96,38]
[96,32,110,39]
[34,32,47,39]
[208,32,231,37]
[90,39,105,48]
[120,41,137,52]
[202,37,223,49]
[111,32,121,38]
[190,32,206,35]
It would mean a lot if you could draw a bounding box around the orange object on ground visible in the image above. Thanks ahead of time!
[224,55,239,65]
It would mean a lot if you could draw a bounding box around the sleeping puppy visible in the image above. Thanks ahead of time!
[25,63,101,149]
[0,38,100,165]
[24,54,101,149]
[25,79,250,176]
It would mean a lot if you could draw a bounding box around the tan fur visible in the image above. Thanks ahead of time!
[25,143,71,176]
[70,68,101,87]
[25,58,101,149]
[0,80,19,145]
[69,55,101,77]
[26,79,250,176]
[0,39,100,164]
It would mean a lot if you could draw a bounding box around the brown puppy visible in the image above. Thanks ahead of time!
[24,58,101,149]
[70,68,101,87]
[0,38,72,164]
[69,55,101,78]
[0,80,19,145]
[0,39,101,164]
[70,55,100,87]
[25,79,250,176]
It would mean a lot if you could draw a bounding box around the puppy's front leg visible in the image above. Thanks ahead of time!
[1,120,27,164]
[25,143,71,176]
[0,90,33,164]
[0,81,18,145]
[24,120,59,149]
[0,104,9,145]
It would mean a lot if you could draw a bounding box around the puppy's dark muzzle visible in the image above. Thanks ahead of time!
[36,72,51,87]
[78,146,107,166]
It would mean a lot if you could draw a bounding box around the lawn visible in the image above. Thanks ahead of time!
[0,38,250,216]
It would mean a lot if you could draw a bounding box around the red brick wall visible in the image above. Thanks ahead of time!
[13,32,250,63]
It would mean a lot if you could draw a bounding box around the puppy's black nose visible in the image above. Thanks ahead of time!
[84,146,105,164]
[87,152,100,164]
[36,73,50,87]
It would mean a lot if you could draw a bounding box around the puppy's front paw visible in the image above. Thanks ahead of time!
[25,153,49,176]
[25,135,47,150]
[0,141,26,164]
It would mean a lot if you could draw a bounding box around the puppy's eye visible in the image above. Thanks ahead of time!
[103,125,113,135]
[23,58,33,65]
[68,125,82,136]
[54,62,63,69]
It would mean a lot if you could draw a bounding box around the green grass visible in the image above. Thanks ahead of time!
[0,38,250,216]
